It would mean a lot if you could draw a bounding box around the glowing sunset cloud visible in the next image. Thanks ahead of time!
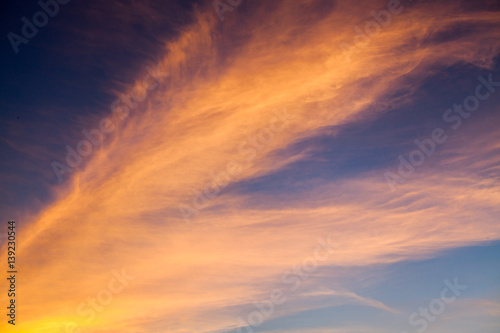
[0,0,499,332]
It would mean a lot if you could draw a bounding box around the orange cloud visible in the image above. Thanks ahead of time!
[2,0,500,332]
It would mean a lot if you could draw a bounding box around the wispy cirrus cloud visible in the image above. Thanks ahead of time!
[1,0,500,332]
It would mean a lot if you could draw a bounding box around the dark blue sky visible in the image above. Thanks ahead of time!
[1,1,499,332]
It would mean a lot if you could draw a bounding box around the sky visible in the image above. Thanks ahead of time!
[0,0,499,332]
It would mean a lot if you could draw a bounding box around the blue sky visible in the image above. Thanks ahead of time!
[0,0,499,332]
